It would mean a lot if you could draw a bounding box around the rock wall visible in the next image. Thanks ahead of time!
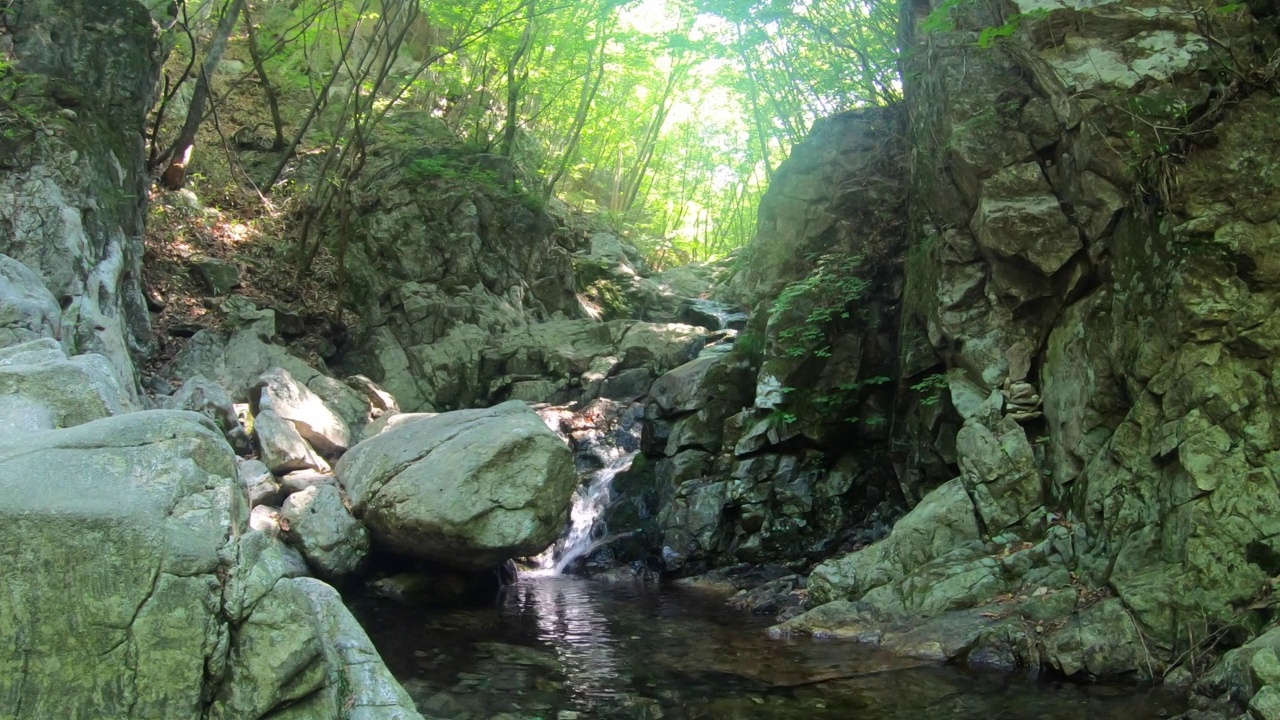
[603,109,910,574]
[0,0,168,398]
[336,145,732,412]
[338,148,583,410]
[779,0,1280,685]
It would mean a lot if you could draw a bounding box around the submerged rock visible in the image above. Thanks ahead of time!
[337,401,577,570]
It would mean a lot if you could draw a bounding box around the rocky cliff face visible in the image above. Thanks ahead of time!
[333,146,729,412]
[0,0,169,399]
[601,109,910,575]
[765,0,1280,688]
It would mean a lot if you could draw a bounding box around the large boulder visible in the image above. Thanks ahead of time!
[280,484,371,582]
[807,478,983,606]
[0,254,60,349]
[255,367,352,455]
[0,410,420,719]
[0,338,125,434]
[0,411,240,719]
[336,401,576,570]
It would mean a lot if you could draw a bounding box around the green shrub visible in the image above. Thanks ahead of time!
[910,373,950,406]
[769,252,870,359]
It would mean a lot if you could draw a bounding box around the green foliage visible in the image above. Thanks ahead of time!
[919,0,1047,49]
[0,58,41,142]
[406,154,545,212]
[770,253,870,359]
[977,10,1048,48]
[769,408,799,426]
[910,373,950,406]
[162,0,907,269]
[920,0,964,34]
[733,329,766,362]
[811,375,891,425]
[407,156,502,187]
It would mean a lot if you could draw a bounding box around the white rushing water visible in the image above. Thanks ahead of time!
[543,452,637,574]
[534,400,643,576]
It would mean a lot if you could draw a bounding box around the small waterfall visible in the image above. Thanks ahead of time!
[546,455,636,574]
[535,399,643,575]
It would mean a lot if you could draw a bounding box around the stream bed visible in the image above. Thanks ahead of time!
[350,577,1184,720]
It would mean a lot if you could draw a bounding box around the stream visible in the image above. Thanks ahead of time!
[350,578,1183,720]
[352,300,1183,720]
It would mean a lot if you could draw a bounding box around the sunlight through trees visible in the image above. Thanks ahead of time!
[152,0,900,266]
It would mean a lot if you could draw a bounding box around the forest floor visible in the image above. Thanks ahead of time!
[142,44,347,382]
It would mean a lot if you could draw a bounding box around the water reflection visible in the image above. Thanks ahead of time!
[349,578,1185,720]
[520,578,627,711]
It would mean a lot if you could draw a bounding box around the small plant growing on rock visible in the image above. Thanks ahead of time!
[910,373,950,406]
[769,252,869,359]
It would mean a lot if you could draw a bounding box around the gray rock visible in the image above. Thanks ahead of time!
[190,257,241,296]
[0,407,421,719]
[281,485,370,582]
[1254,686,1280,720]
[970,162,1081,279]
[345,374,400,417]
[255,408,330,474]
[579,355,620,398]
[650,356,720,414]
[168,374,251,454]
[281,469,339,496]
[336,401,576,570]
[358,411,438,443]
[238,458,284,508]
[955,417,1041,532]
[0,340,125,434]
[0,254,60,350]
[600,367,653,402]
[0,336,63,366]
[250,504,284,538]
[0,411,239,719]
[206,577,330,720]
[222,530,311,622]
[294,578,424,719]
[615,322,708,373]
[256,367,352,456]
[808,478,982,606]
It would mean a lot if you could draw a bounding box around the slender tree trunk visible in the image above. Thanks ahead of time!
[544,30,606,200]
[500,0,536,158]
[265,0,373,190]
[242,1,285,150]
[736,23,774,184]
[160,0,248,190]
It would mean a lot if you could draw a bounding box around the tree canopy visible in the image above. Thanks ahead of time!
[153,0,901,266]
